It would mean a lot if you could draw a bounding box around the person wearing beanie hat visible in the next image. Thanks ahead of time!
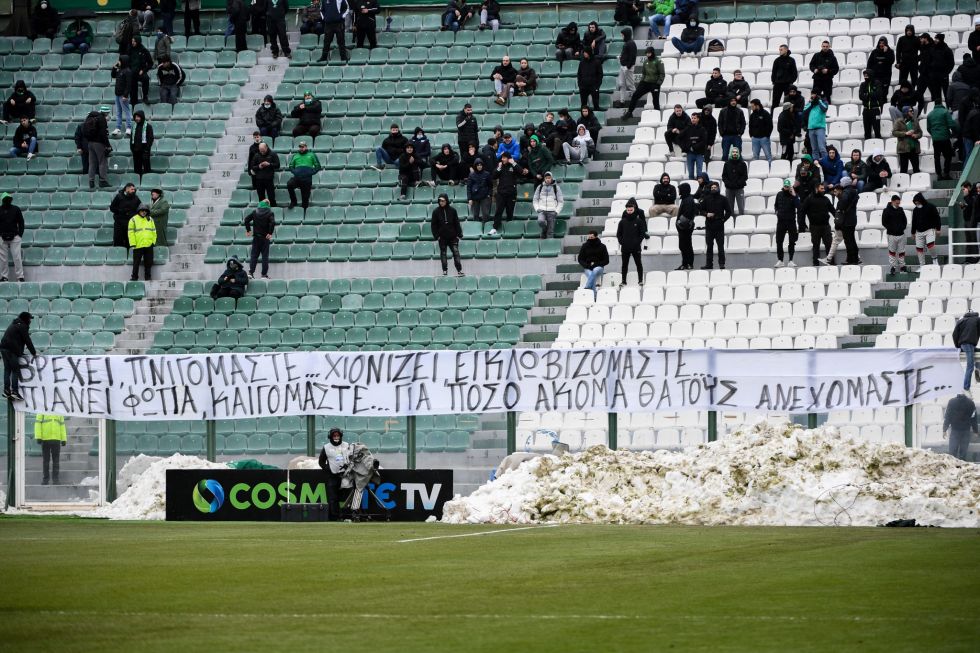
[128,203,157,281]
[0,311,35,400]
[774,178,799,267]
[244,198,276,279]
[255,95,283,139]
[893,105,922,174]
[970,18,980,62]
[896,24,919,89]
[777,100,798,161]
[858,69,884,140]
[431,194,464,276]
[864,147,892,192]
[290,90,322,138]
[466,157,492,224]
[613,27,638,109]
[248,141,280,206]
[533,171,564,239]
[156,56,185,106]
[555,22,582,67]
[110,182,142,249]
[867,37,895,91]
[881,193,908,274]
[623,46,665,119]
[212,255,249,301]
[0,193,24,282]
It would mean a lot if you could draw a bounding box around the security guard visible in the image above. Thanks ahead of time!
[318,427,353,520]
[34,413,66,485]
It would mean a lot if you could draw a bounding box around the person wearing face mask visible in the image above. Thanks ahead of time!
[153,27,172,63]
[255,95,282,139]
[291,90,322,138]
[699,181,730,270]
[411,127,432,166]
[623,47,664,119]
[31,0,60,39]
[127,35,153,106]
[431,194,464,277]
[617,198,648,284]
[801,182,835,267]
[671,17,703,56]
[1,81,36,125]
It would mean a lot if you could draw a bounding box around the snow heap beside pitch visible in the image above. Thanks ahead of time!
[442,421,980,527]
[94,453,227,521]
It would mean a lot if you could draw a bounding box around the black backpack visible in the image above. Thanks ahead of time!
[82,113,102,140]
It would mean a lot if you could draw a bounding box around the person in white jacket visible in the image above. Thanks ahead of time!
[562,124,594,164]
[532,172,564,238]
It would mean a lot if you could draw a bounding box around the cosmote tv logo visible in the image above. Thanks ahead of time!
[192,479,226,514]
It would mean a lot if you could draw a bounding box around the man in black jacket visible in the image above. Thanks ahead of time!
[0,311,35,400]
[267,0,291,58]
[700,105,717,162]
[576,49,603,111]
[858,70,884,139]
[431,194,464,277]
[663,104,690,156]
[699,181,730,270]
[721,147,747,219]
[773,179,799,267]
[127,36,154,106]
[555,22,581,66]
[945,392,978,460]
[244,199,275,278]
[649,173,677,217]
[910,192,941,266]
[84,107,111,189]
[935,33,956,109]
[156,56,185,105]
[376,123,408,169]
[110,183,141,249]
[881,194,908,274]
[578,230,609,298]
[833,178,861,265]
[717,96,745,161]
[896,24,918,89]
[770,45,798,110]
[211,256,249,300]
[491,55,518,106]
[748,99,773,163]
[801,182,834,266]
[675,182,696,270]
[318,0,350,62]
[248,141,280,206]
[490,151,518,234]
[0,193,25,282]
[683,112,708,180]
[352,0,379,49]
[809,41,840,99]
[398,142,426,200]
[696,68,727,109]
[614,28,637,109]
[455,103,479,154]
[953,310,980,391]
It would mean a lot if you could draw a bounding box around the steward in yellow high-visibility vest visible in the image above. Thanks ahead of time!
[128,204,157,281]
[34,413,66,485]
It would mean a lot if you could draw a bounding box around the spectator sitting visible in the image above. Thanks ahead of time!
[431,143,460,185]
[944,392,978,460]
[555,22,582,66]
[553,109,577,157]
[563,124,594,164]
[410,126,432,166]
[479,0,500,32]
[466,157,492,224]
[864,148,892,191]
[156,56,185,105]
[255,94,283,139]
[62,16,93,54]
[578,230,609,298]
[375,123,408,169]
[0,193,25,282]
[577,106,601,144]
[583,21,607,57]
[286,141,322,210]
[441,0,472,33]
[663,104,690,155]
[398,142,429,200]
[111,56,133,136]
[516,59,537,95]
[290,90,323,139]
[300,0,323,34]
[844,148,868,192]
[695,68,727,109]
[491,55,518,106]
[526,136,555,186]
[249,141,280,206]
[7,116,37,159]
[818,145,844,191]
[149,188,169,246]
[727,70,751,108]
[496,132,520,161]
[671,16,703,56]
[111,183,141,249]
[211,256,249,300]
[649,173,677,217]
[128,203,156,281]
[537,111,558,151]
[648,0,674,38]
[533,171,564,238]
[459,142,479,178]
[32,0,60,39]
[1,81,36,124]
[244,199,275,279]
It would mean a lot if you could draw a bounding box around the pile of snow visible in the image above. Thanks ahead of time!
[442,421,980,527]
[94,453,226,520]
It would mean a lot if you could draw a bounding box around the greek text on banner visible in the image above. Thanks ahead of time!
[12,348,962,421]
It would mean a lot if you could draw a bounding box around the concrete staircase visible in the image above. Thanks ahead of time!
[21,418,101,503]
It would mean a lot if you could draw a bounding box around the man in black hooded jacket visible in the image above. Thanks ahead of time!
[896,24,919,89]
[244,199,275,278]
[0,311,35,400]
[770,45,798,110]
[910,192,941,266]
[0,193,25,282]
[802,182,834,266]
[699,181,730,270]
[556,22,581,66]
[431,194,464,276]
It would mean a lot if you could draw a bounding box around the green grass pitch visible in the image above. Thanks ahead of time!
[0,518,978,652]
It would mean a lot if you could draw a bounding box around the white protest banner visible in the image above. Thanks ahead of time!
[13,348,962,421]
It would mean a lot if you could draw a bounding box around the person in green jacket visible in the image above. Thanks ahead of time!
[286,141,322,210]
[526,135,555,186]
[128,204,157,281]
[35,413,66,485]
[623,46,665,118]
[648,0,674,37]
[927,102,957,180]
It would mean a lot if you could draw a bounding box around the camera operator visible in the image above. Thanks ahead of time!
[318,427,353,520]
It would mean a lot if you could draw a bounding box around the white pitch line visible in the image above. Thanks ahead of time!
[396,524,559,543]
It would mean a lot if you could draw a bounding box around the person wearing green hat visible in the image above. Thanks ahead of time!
[244,199,276,279]
[290,90,322,139]
[773,179,799,268]
[526,135,555,186]
[0,193,25,282]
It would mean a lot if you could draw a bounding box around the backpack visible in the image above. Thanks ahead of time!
[114,19,129,44]
[82,113,102,140]
[707,39,725,53]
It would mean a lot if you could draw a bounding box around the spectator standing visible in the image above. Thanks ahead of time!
[250,0,267,44]
[874,0,893,18]
[844,149,867,192]
[802,181,834,266]
[115,10,141,55]
[455,103,479,155]
[804,92,828,160]
[896,24,918,89]
[649,173,677,217]
[431,194,464,277]
[34,414,65,486]
[84,107,111,188]
[721,146,746,218]
[229,0,250,51]
[555,22,581,67]
[318,0,350,62]
[888,82,916,121]
[73,120,88,176]
[352,0,379,49]
[832,177,861,265]
[398,142,427,200]
[674,182,695,270]
[127,36,153,106]
[290,91,322,139]
[576,49,603,111]
[2,81,36,124]
[183,0,202,36]
[62,16,93,54]
[867,37,895,91]
[562,124,594,164]
[809,40,839,99]
[662,104,690,155]
[489,151,518,234]
[927,102,956,180]
[670,16,703,56]
[773,179,800,267]
[156,57,185,105]
[578,231,609,298]
[914,34,944,112]
[617,198,648,283]
[130,110,154,177]
[466,158,491,225]
[491,55,518,106]
[110,183,141,249]
[478,0,500,32]
[0,312,35,401]
[864,149,892,192]
[32,0,60,39]
[770,45,798,110]
[615,0,643,28]
[533,172,563,239]
[858,69,884,139]
[286,141,321,210]
[266,0,290,58]
[0,194,25,282]
[682,112,707,179]
[892,106,922,174]
[244,199,275,278]
[128,204,156,281]
[882,194,908,274]
[248,141,280,205]
[648,0,673,37]
[614,28,637,109]
[970,17,980,59]
[160,0,176,34]
[111,57,134,137]
[431,143,460,185]
[623,47,665,118]
[210,256,249,300]
[255,94,282,139]
[153,29,172,65]
[794,154,820,222]
[375,123,407,169]
[748,99,773,163]
[149,188,170,246]
[910,192,941,266]
[699,181,729,270]
[952,310,980,391]
[7,116,37,159]
[717,96,744,161]
[944,393,978,460]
